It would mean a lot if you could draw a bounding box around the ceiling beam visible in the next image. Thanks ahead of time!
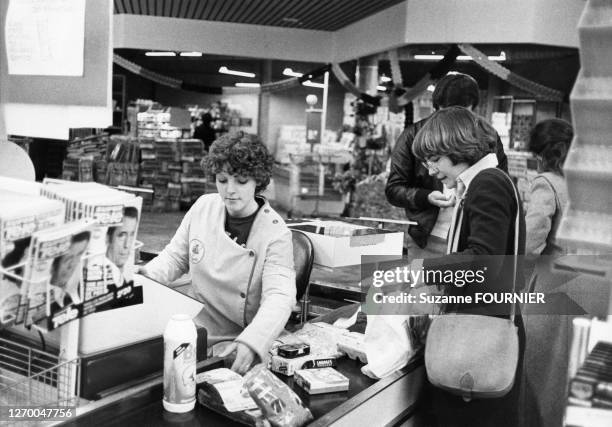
[114,14,334,62]
[114,0,582,64]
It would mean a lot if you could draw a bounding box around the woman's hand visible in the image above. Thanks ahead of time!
[218,342,257,375]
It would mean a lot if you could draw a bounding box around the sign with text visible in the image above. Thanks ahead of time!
[5,0,85,76]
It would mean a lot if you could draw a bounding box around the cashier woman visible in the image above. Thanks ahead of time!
[141,132,296,374]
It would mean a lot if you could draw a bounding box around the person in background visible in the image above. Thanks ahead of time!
[193,113,217,152]
[385,72,508,257]
[522,118,573,427]
[411,107,525,427]
[141,132,296,374]
[525,118,571,258]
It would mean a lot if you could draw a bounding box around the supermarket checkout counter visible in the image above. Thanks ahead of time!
[62,305,425,427]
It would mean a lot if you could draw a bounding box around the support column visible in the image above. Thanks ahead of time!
[356,56,379,95]
[258,60,272,148]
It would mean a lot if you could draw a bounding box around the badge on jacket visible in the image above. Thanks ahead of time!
[189,239,204,264]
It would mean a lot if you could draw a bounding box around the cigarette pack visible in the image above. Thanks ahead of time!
[270,354,337,376]
[294,368,349,394]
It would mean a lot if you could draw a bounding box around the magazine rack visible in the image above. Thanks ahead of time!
[0,262,80,410]
[0,336,80,408]
[0,240,144,411]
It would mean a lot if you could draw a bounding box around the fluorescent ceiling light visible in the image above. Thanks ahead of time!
[414,51,506,62]
[180,52,202,57]
[283,67,303,77]
[377,85,387,91]
[219,66,255,78]
[145,51,176,56]
[380,76,391,83]
[302,80,325,89]
[235,83,260,87]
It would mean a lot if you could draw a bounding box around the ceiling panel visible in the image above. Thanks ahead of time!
[113,0,406,31]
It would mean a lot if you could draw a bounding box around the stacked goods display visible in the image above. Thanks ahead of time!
[0,191,65,329]
[152,138,180,211]
[105,135,140,187]
[179,139,207,206]
[62,134,108,182]
[137,110,180,139]
[568,341,612,409]
[138,138,206,211]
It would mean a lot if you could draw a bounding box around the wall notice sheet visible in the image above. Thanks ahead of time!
[5,0,85,76]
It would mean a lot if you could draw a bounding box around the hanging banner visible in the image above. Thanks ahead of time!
[387,49,403,87]
[331,63,362,97]
[388,45,460,113]
[458,44,564,101]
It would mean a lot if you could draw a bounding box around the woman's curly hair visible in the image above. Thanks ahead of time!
[201,132,274,194]
[528,118,572,176]
[412,106,495,166]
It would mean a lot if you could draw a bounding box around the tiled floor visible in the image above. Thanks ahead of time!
[138,210,185,254]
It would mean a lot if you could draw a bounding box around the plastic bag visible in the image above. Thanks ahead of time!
[361,314,414,379]
[243,364,313,427]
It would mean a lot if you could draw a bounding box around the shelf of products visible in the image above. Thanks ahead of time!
[565,317,612,426]
[138,137,205,211]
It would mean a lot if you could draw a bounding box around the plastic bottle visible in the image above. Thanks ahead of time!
[163,314,197,413]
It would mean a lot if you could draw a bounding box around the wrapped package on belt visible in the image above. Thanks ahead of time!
[243,364,313,427]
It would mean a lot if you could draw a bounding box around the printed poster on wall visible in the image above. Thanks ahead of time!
[4,0,85,76]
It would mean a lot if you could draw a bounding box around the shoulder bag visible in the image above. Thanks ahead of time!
[424,169,521,401]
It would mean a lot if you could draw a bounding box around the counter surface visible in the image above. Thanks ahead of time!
[63,305,425,427]
[64,355,423,427]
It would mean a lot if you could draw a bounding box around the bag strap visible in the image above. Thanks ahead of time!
[496,169,520,323]
[537,174,561,215]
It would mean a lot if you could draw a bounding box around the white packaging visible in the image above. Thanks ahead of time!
[288,220,403,267]
[163,314,197,413]
[337,332,368,363]
[294,368,349,394]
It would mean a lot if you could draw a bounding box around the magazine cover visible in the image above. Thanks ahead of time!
[39,180,143,313]
[0,269,23,329]
[23,220,92,329]
[0,191,65,329]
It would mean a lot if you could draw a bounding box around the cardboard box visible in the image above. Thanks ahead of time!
[294,368,349,394]
[288,220,403,267]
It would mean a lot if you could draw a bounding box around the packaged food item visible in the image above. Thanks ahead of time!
[243,364,313,427]
[163,314,197,413]
[270,322,346,358]
[337,331,368,363]
[278,343,310,359]
[270,353,338,377]
[196,368,258,413]
[294,368,349,395]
